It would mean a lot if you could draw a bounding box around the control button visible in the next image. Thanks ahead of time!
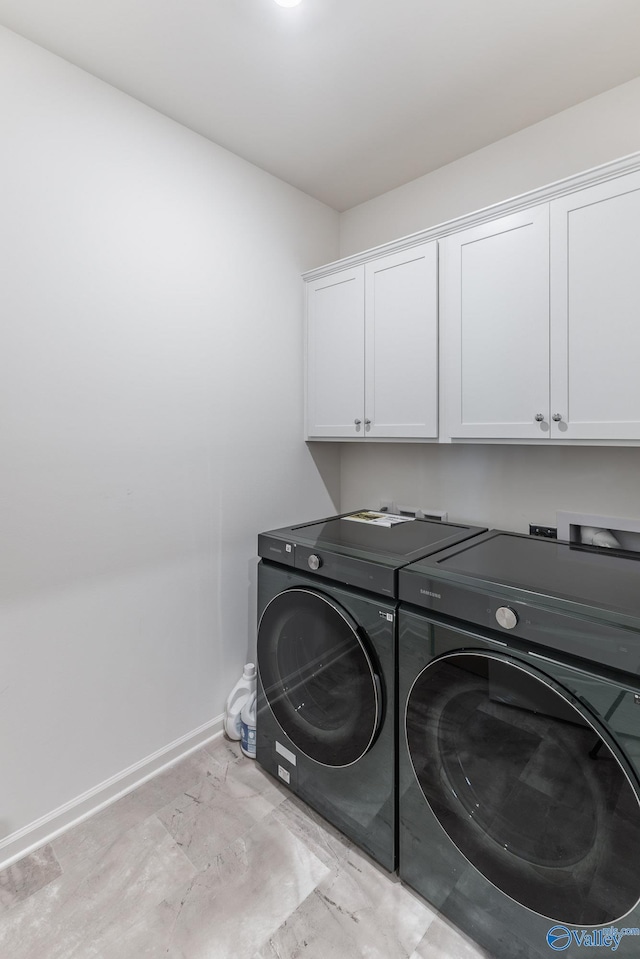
[308,554,322,571]
[495,606,518,630]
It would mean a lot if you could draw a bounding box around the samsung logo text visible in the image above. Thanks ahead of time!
[419,588,441,600]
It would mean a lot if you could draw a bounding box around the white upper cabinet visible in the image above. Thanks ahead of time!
[306,266,365,439]
[306,154,640,446]
[364,244,438,439]
[550,171,640,440]
[440,207,550,439]
[305,243,438,440]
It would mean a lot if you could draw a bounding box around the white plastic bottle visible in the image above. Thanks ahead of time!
[224,663,256,741]
[240,690,257,759]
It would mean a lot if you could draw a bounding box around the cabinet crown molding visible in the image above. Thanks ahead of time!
[303,151,640,282]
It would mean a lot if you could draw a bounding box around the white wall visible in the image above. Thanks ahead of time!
[340,76,640,256]
[338,76,640,533]
[339,443,640,534]
[0,25,340,860]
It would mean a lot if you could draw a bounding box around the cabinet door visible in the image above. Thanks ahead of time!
[306,267,365,439]
[550,171,640,440]
[364,243,438,439]
[441,207,550,439]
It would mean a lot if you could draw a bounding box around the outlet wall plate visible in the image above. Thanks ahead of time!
[529,525,557,538]
[379,501,448,522]
[557,510,640,553]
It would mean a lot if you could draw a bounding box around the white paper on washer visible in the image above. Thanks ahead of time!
[342,511,413,527]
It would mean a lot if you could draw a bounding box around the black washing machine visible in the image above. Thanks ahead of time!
[256,510,485,871]
[398,530,640,958]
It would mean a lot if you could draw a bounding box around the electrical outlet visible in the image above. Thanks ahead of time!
[379,501,448,521]
[529,524,557,539]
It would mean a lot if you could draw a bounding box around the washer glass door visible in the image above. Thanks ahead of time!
[406,651,640,926]
[258,588,381,767]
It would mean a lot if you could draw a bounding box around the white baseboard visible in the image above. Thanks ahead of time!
[0,714,225,872]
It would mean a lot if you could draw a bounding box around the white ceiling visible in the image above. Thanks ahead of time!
[1,0,640,210]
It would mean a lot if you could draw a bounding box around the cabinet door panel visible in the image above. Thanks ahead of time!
[306,267,364,439]
[364,243,438,439]
[550,172,640,439]
[441,207,550,439]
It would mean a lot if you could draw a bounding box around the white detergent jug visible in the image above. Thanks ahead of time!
[224,663,256,740]
[240,690,257,759]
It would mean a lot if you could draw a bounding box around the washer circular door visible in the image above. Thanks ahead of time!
[258,587,381,767]
[405,651,640,927]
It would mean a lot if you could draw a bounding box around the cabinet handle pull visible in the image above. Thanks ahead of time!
[552,413,562,422]
[534,413,544,422]
[365,419,371,426]
[354,419,362,426]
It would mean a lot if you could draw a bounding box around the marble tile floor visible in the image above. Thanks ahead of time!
[0,736,490,959]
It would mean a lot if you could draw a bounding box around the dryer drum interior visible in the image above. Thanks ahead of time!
[258,588,381,767]
[406,651,640,927]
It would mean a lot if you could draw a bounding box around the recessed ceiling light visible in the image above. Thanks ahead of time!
[273,0,302,7]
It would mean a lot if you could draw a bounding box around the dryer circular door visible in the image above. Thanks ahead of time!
[405,651,640,927]
[258,587,381,767]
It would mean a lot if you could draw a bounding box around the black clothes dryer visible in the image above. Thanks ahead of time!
[398,531,640,958]
[256,510,485,871]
